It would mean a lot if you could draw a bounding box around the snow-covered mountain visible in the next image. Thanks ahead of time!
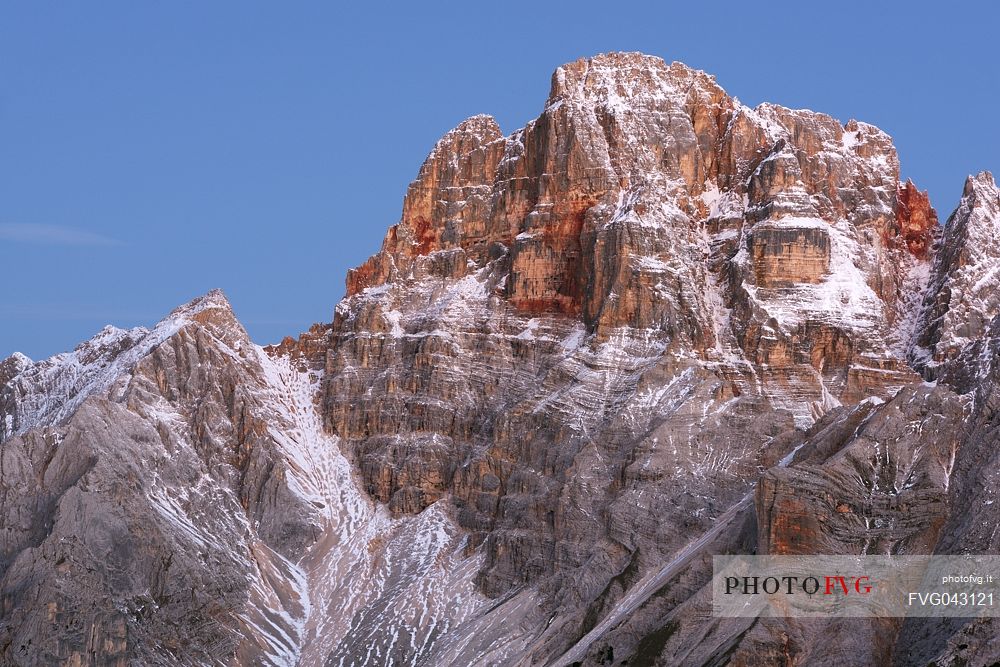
[2,53,999,666]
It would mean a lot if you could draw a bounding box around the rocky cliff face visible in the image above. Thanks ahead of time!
[0,294,484,666]
[1,52,998,666]
[912,172,1000,366]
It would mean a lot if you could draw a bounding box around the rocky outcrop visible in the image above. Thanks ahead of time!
[262,322,332,372]
[756,385,964,558]
[912,171,1000,366]
[1,324,151,439]
[893,312,1000,666]
[892,179,939,259]
[345,114,507,297]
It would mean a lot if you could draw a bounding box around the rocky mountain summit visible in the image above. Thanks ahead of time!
[2,52,999,666]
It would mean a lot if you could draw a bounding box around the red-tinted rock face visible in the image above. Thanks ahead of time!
[344,54,934,365]
[345,115,506,296]
[892,179,939,259]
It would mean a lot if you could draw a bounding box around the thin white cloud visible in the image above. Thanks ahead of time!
[0,305,158,321]
[0,223,123,246]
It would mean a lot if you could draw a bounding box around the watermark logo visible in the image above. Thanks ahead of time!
[713,555,998,617]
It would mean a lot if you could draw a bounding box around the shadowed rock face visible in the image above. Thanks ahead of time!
[912,172,1000,366]
[1,52,999,666]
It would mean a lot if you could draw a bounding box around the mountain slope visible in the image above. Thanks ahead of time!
[0,292,484,666]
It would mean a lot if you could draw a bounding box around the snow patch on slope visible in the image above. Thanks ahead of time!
[253,350,487,666]
[740,216,885,333]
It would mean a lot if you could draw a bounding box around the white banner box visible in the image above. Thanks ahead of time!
[713,555,1000,618]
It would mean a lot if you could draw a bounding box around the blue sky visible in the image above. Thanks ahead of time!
[2,1,997,360]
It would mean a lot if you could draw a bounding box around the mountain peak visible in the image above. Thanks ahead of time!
[159,288,247,337]
[0,289,249,442]
[547,52,722,111]
[165,287,232,319]
[964,169,998,198]
[0,352,32,388]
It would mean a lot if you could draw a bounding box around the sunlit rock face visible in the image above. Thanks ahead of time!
[2,52,999,666]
